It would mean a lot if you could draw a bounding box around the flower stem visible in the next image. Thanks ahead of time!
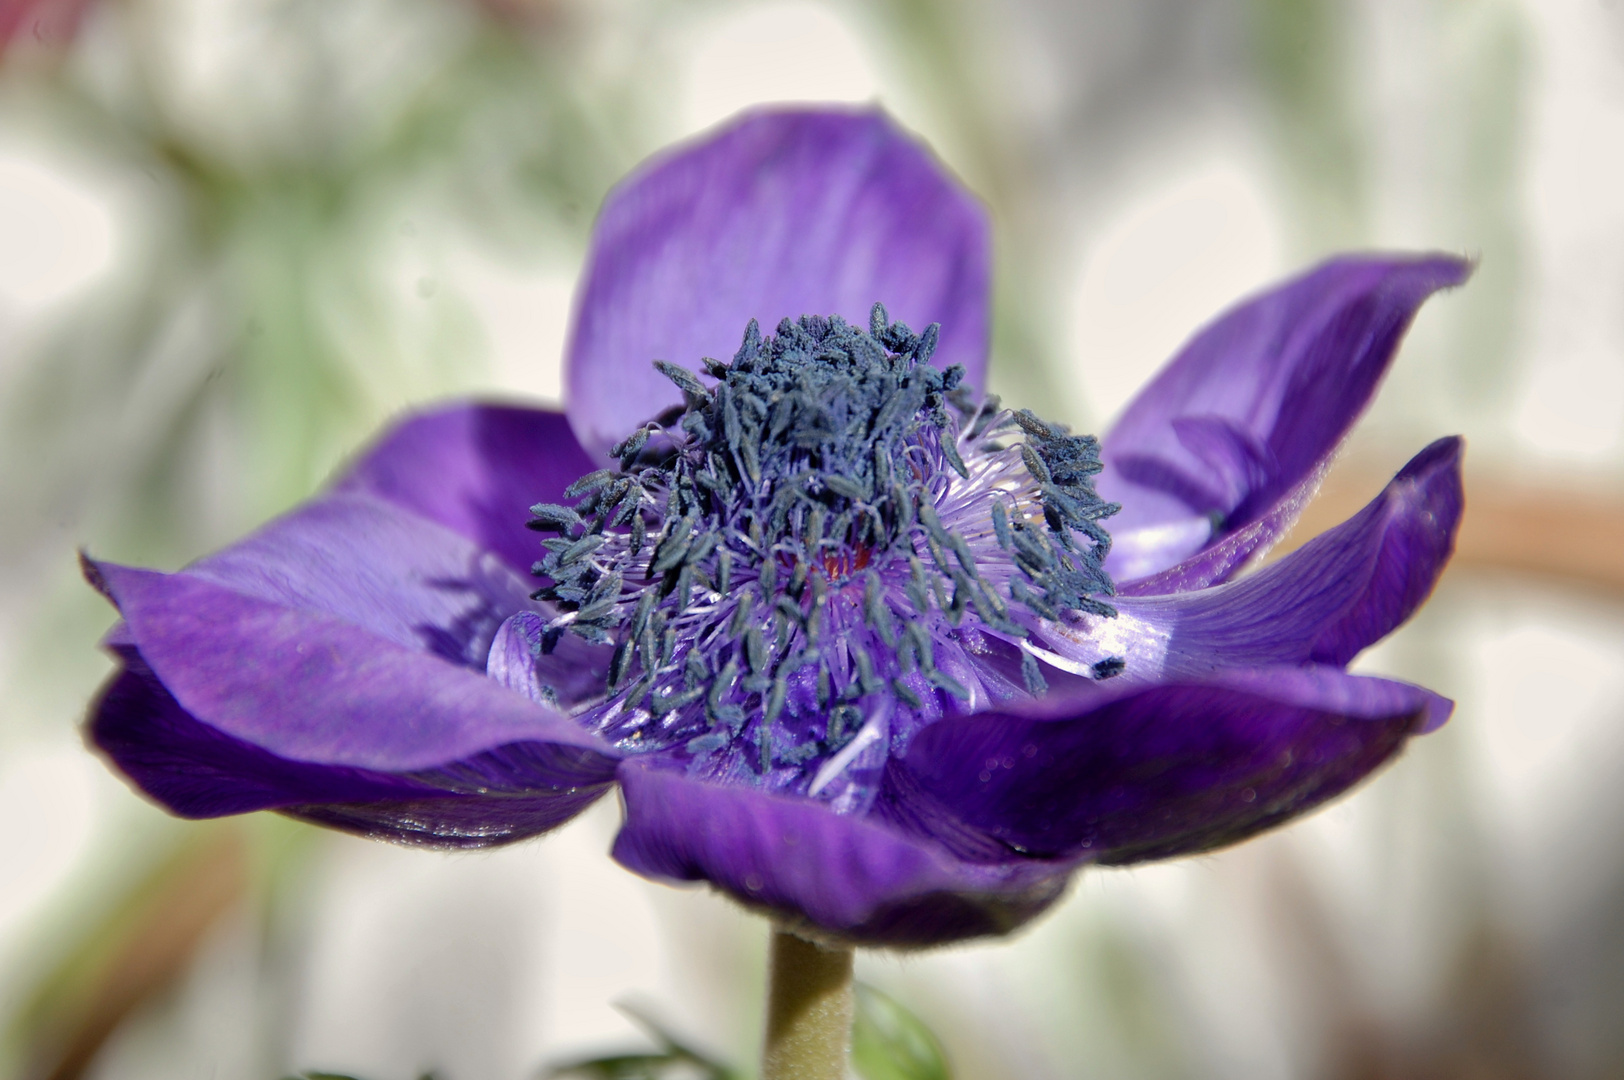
[761,927,855,1080]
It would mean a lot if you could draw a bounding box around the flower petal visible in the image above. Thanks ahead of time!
[1101,253,1471,582]
[893,665,1444,866]
[89,648,614,846]
[486,610,614,710]
[179,492,542,669]
[1295,436,1465,669]
[86,558,619,773]
[1139,435,1464,675]
[177,487,617,693]
[1028,437,1465,684]
[333,402,597,577]
[611,760,1072,948]
[91,649,442,815]
[566,107,991,459]
[1114,468,1321,596]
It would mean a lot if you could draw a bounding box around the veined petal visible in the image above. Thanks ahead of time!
[1296,436,1465,670]
[89,650,614,845]
[611,761,1072,948]
[85,559,619,774]
[186,469,616,689]
[333,402,596,577]
[1025,437,1463,688]
[180,492,543,669]
[1122,436,1464,679]
[566,107,991,459]
[92,649,443,816]
[1115,468,1322,596]
[1102,253,1470,582]
[893,665,1445,866]
[486,610,612,710]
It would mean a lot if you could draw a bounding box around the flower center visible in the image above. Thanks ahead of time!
[528,306,1120,809]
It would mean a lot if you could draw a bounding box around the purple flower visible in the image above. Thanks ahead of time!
[84,107,1468,948]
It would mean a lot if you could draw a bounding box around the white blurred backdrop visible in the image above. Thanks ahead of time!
[1,1,1621,1078]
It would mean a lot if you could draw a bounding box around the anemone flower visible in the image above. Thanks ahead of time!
[84,107,1467,1079]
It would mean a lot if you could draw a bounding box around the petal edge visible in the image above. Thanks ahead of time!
[611,760,1071,948]
[895,666,1433,866]
[566,107,991,459]
[1104,253,1471,581]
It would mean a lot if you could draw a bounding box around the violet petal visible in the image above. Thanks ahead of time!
[1120,436,1465,679]
[333,402,596,577]
[487,610,614,709]
[90,648,613,846]
[88,559,620,774]
[1101,253,1470,582]
[566,107,991,459]
[1115,467,1324,596]
[91,648,441,816]
[1023,438,1462,687]
[894,665,1444,866]
[611,760,1073,948]
[177,489,615,695]
[182,492,544,670]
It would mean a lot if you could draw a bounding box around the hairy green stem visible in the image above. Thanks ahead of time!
[761,928,855,1080]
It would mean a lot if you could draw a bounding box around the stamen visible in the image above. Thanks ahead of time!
[527,304,1120,805]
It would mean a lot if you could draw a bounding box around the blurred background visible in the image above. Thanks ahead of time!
[1,0,1621,1077]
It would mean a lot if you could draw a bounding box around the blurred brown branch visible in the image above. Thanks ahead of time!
[1276,458,1624,596]
[14,825,249,1080]
[1266,849,1547,1080]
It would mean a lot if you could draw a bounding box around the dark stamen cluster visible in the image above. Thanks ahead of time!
[526,305,1118,780]
[997,409,1119,618]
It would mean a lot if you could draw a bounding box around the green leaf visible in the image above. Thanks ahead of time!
[851,983,951,1080]
[542,1050,733,1079]
[283,1072,437,1080]
[541,1053,687,1079]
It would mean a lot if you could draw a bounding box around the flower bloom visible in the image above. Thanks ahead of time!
[85,108,1468,948]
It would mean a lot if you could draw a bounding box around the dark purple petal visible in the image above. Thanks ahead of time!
[333,402,597,577]
[89,648,613,846]
[894,665,1444,866]
[611,761,1073,948]
[1101,253,1471,582]
[87,559,619,773]
[91,648,442,815]
[566,107,991,459]
[293,735,620,847]
[1117,436,1464,678]
[285,788,608,848]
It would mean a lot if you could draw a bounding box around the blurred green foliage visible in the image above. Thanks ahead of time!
[850,983,950,1080]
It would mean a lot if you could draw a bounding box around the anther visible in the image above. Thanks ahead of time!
[529,305,1120,795]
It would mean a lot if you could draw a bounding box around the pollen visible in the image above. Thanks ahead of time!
[821,544,871,582]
